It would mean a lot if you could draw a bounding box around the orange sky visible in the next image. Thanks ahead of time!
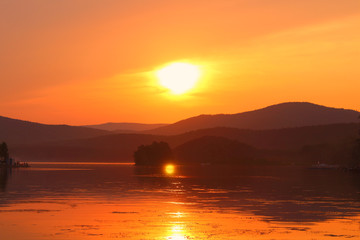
[1,0,359,125]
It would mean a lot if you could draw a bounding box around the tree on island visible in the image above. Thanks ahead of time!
[0,142,9,163]
[134,141,173,166]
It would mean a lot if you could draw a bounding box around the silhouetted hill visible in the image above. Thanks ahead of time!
[83,122,168,132]
[0,116,109,144]
[170,123,358,150]
[145,102,359,135]
[174,136,261,165]
[12,133,164,162]
[12,123,358,162]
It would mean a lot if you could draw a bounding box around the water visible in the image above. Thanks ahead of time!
[0,163,359,239]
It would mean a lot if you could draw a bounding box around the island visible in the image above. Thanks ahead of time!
[133,141,173,166]
[0,142,29,168]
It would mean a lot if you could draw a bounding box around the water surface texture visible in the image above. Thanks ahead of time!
[0,163,359,239]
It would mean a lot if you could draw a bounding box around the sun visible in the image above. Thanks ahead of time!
[156,62,201,95]
[164,164,175,175]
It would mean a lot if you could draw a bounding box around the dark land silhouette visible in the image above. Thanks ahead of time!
[0,102,358,168]
[144,102,359,135]
[134,141,173,165]
[11,123,358,165]
[0,142,9,162]
[2,102,358,145]
[174,136,262,165]
[83,122,168,132]
[0,141,29,168]
[0,115,109,144]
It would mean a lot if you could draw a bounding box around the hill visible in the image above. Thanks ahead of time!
[83,122,168,132]
[170,123,358,150]
[0,116,109,144]
[145,102,359,135]
[174,136,260,165]
[11,123,358,162]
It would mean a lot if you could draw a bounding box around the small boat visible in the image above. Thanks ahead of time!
[310,162,339,169]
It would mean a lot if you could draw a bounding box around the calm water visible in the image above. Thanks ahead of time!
[0,163,359,239]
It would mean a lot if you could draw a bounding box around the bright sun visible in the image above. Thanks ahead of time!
[164,164,175,175]
[156,62,201,95]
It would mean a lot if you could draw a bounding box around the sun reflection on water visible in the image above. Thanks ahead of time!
[166,224,190,240]
[167,234,188,240]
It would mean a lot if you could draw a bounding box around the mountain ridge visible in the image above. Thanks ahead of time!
[83,122,168,132]
[1,101,358,147]
[0,115,109,144]
[144,102,359,135]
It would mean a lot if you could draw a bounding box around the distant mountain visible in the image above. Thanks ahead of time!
[12,123,358,162]
[145,102,359,135]
[0,116,109,144]
[83,122,168,132]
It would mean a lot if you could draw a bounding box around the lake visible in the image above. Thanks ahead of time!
[0,163,359,239]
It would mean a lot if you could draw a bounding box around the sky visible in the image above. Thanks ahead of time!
[1,0,359,125]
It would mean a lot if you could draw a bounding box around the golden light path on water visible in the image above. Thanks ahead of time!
[1,198,359,240]
[163,163,187,240]
[166,224,188,240]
